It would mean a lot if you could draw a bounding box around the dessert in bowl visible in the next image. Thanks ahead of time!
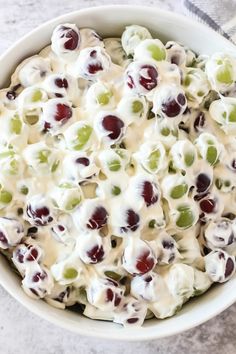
[0,5,236,340]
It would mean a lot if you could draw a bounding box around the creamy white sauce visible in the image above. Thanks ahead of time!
[0,23,236,327]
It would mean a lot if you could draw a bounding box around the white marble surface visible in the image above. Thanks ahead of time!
[0,1,236,353]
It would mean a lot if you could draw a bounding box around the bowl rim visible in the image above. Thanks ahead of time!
[0,4,236,341]
[0,4,235,63]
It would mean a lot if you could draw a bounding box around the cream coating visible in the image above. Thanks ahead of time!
[0,23,236,327]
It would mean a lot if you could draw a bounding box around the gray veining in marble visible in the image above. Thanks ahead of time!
[0,1,236,353]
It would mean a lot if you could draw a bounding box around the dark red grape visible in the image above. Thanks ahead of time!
[161,93,186,118]
[55,78,68,89]
[79,47,110,78]
[121,209,140,232]
[14,247,25,263]
[136,251,155,274]
[126,63,158,92]
[144,275,153,282]
[114,294,122,306]
[139,65,158,91]
[105,288,122,307]
[27,204,53,226]
[194,112,205,132]
[162,240,174,249]
[199,199,216,213]
[43,122,51,131]
[177,93,186,105]
[0,231,7,245]
[58,225,65,232]
[76,157,90,166]
[88,62,103,74]
[87,206,108,229]
[102,115,124,140]
[106,288,114,302]
[32,271,47,283]
[55,103,72,123]
[225,258,235,278]
[26,247,39,261]
[231,159,236,170]
[127,75,135,89]
[56,287,70,303]
[219,251,225,260]
[141,181,158,207]
[196,173,211,193]
[60,26,79,50]
[127,318,139,324]
[6,91,16,100]
[87,245,104,263]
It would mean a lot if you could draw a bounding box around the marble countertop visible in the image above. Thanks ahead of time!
[0,1,236,353]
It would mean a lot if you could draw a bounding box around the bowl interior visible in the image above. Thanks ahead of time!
[0,5,236,341]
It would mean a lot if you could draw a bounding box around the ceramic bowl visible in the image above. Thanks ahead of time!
[0,5,235,340]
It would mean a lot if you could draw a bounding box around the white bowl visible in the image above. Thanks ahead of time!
[0,5,236,341]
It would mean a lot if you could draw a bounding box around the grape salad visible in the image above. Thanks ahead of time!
[0,23,236,327]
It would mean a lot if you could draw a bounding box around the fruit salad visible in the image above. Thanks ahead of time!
[0,23,236,327]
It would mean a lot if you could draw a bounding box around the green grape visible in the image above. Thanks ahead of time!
[108,159,121,172]
[104,271,122,281]
[229,106,236,122]
[20,185,29,195]
[197,91,205,97]
[171,129,178,138]
[168,161,177,174]
[111,185,121,195]
[148,150,160,171]
[114,149,125,159]
[17,207,23,216]
[9,159,18,175]
[215,178,223,190]
[216,63,233,84]
[147,44,166,61]
[32,90,43,102]
[25,113,39,125]
[206,146,217,165]
[73,125,93,150]
[222,112,227,119]
[97,91,112,106]
[148,219,156,228]
[170,183,188,199]
[0,190,12,204]
[65,197,81,211]
[184,153,194,167]
[63,267,78,279]
[184,75,191,87]
[38,149,50,164]
[224,180,231,187]
[10,115,22,135]
[0,150,14,159]
[176,205,194,228]
[51,160,60,172]
[161,127,170,136]
[132,100,143,114]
